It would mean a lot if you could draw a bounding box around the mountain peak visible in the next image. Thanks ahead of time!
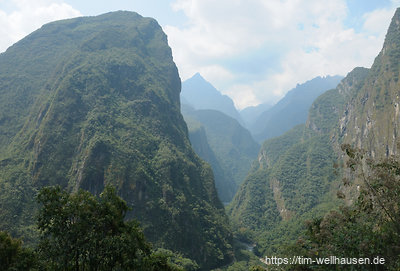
[339,7,400,157]
[383,8,400,48]
[186,72,213,90]
[192,72,203,79]
[0,12,233,269]
[181,73,244,123]
[373,7,400,80]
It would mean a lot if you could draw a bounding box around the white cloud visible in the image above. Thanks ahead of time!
[362,8,394,35]
[165,0,397,108]
[225,84,258,110]
[0,0,81,52]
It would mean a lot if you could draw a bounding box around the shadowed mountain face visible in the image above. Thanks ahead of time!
[181,73,243,124]
[182,105,260,203]
[251,75,343,142]
[0,11,233,269]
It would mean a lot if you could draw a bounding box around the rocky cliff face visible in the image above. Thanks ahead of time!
[340,9,400,158]
[0,11,232,269]
[306,67,369,137]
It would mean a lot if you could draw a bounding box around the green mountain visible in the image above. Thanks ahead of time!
[251,75,343,142]
[181,73,243,124]
[283,10,400,269]
[182,105,260,203]
[338,9,400,158]
[228,69,368,255]
[228,8,400,259]
[0,11,233,269]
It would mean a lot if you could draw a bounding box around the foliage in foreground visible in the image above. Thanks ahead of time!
[1,185,197,271]
[287,144,400,270]
[0,231,38,270]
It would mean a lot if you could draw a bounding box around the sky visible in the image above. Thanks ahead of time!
[0,0,399,109]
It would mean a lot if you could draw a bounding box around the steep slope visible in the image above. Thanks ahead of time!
[252,75,343,142]
[184,114,237,203]
[0,11,232,269]
[281,10,400,268]
[182,105,260,203]
[228,68,368,255]
[181,73,243,124]
[339,8,400,158]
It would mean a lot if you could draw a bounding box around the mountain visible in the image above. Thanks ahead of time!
[0,11,233,269]
[289,11,400,264]
[228,68,366,256]
[338,9,400,158]
[239,102,272,130]
[181,73,243,124]
[182,105,260,203]
[183,112,237,204]
[228,7,400,258]
[251,75,343,142]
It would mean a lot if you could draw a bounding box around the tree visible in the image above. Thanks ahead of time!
[286,144,400,270]
[0,230,38,270]
[36,185,180,271]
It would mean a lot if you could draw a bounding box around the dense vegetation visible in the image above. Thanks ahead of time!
[227,66,370,259]
[0,231,38,270]
[0,11,233,269]
[2,5,400,271]
[227,8,400,270]
[228,125,341,256]
[1,185,197,270]
[288,145,400,270]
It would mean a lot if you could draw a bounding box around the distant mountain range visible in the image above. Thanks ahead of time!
[180,73,343,205]
[181,73,343,144]
[249,75,343,142]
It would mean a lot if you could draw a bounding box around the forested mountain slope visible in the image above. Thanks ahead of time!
[229,8,400,262]
[0,11,232,269]
[338,9,400,158]
[228,68,368,255]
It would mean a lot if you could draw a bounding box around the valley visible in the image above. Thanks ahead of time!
[1,5,400,271]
